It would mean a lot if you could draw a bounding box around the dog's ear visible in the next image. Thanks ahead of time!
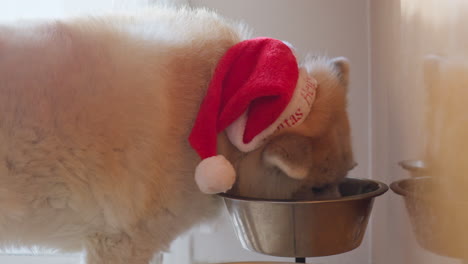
[331,57,350,88]
[262,134,313,180]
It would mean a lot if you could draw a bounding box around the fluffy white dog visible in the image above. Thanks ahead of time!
[0,7,354,264]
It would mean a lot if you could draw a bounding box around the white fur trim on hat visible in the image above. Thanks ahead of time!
[226,68,318,152]
[195,155,236,194]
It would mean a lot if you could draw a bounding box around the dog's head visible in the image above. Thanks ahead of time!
[219,56,355,200]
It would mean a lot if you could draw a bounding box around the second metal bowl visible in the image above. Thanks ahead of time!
[391,176,468,259]
[393,159,468,258]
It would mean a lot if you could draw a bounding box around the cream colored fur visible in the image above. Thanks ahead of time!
[0,7,354,263]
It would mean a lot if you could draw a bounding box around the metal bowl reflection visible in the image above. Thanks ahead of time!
[392,174,468,258]
[218,178,388,257]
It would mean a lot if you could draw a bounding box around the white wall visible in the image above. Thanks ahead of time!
[370,2,414,263]
[185,1,372,263]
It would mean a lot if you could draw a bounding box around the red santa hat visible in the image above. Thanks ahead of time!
[189,37,318,194]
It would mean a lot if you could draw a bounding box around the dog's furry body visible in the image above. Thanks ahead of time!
[0,7,354,264]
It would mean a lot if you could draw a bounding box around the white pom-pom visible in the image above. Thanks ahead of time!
[195,155,236,194]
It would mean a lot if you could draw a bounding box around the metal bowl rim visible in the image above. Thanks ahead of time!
[390,176,435,197]
[391,176,468,205]
[391,177,417,196]
[218,178,388,204]
[391,177,468,205]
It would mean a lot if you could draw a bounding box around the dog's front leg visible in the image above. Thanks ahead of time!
[84,232,155,264]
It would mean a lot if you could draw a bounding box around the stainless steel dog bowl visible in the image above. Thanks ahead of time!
[218,178,388,257]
